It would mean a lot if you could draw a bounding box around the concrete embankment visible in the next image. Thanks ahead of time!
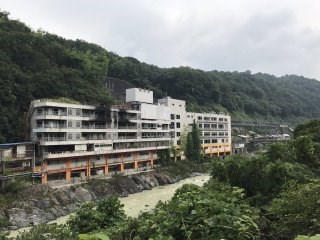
[1,171,207,231]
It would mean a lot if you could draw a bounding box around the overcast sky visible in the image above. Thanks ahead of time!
[2,0,320,80]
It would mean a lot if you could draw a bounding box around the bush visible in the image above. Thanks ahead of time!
[68,196,126,234]
[15,224,77,240]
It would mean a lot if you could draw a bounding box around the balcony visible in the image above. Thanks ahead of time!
[82,124,112,129]
[39,137,66,142]
[42,124,67,129]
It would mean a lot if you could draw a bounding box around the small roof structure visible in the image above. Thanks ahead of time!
[0,142,35,149]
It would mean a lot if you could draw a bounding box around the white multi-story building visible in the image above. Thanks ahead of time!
[158,97,231,160]
[29,88,231,183]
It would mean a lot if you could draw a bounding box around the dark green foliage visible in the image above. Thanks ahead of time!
[67,196,125,234]
[185,121,201,162]
[67,202,101,234]
[211,154,315,206]
[294,119,320,142]
[15,223,78,240]
[106,182,260,240]
[191,120,201,162]
[2,11,320,142]
[267,181,320,240]
[95,196,126,228]
[0,11,111,143]
[184,133,193,159]
[158,149,170,165]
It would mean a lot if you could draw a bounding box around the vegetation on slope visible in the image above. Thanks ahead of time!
[2,10,320,143]
[6,119,319,240]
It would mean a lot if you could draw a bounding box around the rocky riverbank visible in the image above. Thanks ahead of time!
[0,171,196,230]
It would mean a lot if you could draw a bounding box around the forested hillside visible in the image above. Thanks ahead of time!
[1,10,320,143]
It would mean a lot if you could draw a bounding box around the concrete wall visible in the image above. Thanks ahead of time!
[126,88,153,104]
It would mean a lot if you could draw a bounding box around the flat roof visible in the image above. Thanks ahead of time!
[0,142,35,148]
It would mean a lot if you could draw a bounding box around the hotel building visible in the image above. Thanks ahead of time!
[29,88,231,184]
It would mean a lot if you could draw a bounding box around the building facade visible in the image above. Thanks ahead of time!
[158,97,231,159]
[29,88,231,184]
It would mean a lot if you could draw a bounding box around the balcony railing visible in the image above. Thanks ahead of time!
[39,137,66,142]
[82,124,112,129]
[118,126,137,129]
[41,124,67,128]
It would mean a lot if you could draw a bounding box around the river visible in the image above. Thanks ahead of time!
[8,174,210,238]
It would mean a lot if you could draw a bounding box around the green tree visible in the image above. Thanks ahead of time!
[67,202,101,234]
[184,133,193,160]
[68,196,126,234]
[191,120,201,162]
[267,181,320,239]
[95,196,126,228]
[211,154,314,206]
[15,224,78,240]
[106,182,260,240]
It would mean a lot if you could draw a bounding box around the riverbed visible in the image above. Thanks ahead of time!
[8,174,210,238]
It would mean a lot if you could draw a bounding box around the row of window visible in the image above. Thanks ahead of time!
[170,122,181,128]
[202,132,229,137]
[199,123,226,129]
[170,114,181,120]
[198,116,228,122]
[202,139,229,144]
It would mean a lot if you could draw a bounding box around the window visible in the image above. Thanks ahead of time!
[211,124,217,129]
[212,132,217,136]
[76,122,80,128]
[68,121,72,128]
[198,116,202,120]
[222,139,225,143]
[170,122,175,129]
[204,117,210,121]
[76,109,81,116]
[225,132,228,136]
[224,118,228,122]
[68,108,72,115]
[204,124,210,129]
[76,134,80,139]
[204,139,210,143]
[176,132,181,137]
[170,114,175,120]
[218,124,224,129]
[176,115,180,119]
[68,134,72,140]
[36,109,43,115]
[52,108,59,115]
[176,122,180,128]
[219,132,224,136]
[198,123,202,128]
[177,140,181,145]
[212,139,217,143]
[204,132,210,136]
[219,118,223,121]
[139,152,149,156]
[37,121,42,128]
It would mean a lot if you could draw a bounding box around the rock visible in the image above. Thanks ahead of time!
[72,186,93,202]
[3,170,196,231]
[8,226,18,230]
